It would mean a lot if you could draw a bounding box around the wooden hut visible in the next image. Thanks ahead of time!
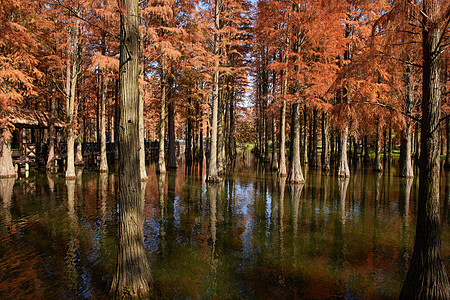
[8,107,65,165]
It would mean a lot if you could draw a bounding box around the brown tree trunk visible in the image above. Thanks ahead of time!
[287,102,304,183]
[110,0,152,296]
[158,58,167,174]
[302,107,308,164]
[374,120,383,172]
[278,97,287,176]
[47,90,57,172]
[310,109,319,168]
[400,1,450,297]
[206,0,220,182]
[139,33,147,180]
[321,112,330,172]
[337,125,350,177]
[217,92,225,174]
[167,99,177,169]
[271,113,278,170]
[99,78,108,172]
[65,20,80,179]
[99,33,108,173]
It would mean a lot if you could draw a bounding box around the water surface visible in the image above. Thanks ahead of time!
[0,157,449,299]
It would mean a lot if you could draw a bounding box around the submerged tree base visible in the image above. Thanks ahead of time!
[206,175,222,183]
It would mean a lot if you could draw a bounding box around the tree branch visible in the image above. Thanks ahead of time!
[354,100,421,123]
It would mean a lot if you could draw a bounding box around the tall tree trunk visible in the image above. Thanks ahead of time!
[374,120,383,172]
[99,79,108,172]
[337,125,350,177]
[158,59,167,174]
[278,73,287,177]
[271,113,278,170]
[47,89,57,172]
[110,0,152,296]
[206,0,220,182]
[167,99,177,169]
[400,1,450,297]
[310,109,319,168]
[65,20,80,180]
[321,112,330,172]
[217,92,224,174]
[139,33,147,180]
[400,63,414,177]
[302,108,308,164]
[388,125,392,162]
[287,102,304,183]
[229,91,236,163]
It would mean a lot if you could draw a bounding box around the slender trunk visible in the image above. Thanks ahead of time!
[278,87,287,176]
[206,0,220,182]
[47,91,57,172]
[75,123,83,166]
[167,99,177,169]
[158,59,167,174]
[363,136,370,163]
[321,112,330,172]
[186,97,193,162]
[139,34,147,180]
[310,109,318,168]
[330,130,335,163]
[229,93,236,162]
[110,0,152,295]
[388,125,392,161]
[374,120,383,172]
[65,20,80,179]
[217,92,224,174]
[271,113,278,170]
[400,1,450,297]
[337,125,350,177]
[400,124,413,177]
[302,108,308,164]
[287,102,304,183]
[100,79,108,172]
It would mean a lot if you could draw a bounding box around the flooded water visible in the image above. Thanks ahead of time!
[0,156,449,299]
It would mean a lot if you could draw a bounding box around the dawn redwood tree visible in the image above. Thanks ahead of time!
[400,0,450,298]
[110,0,152,296]
[206,0,221,182]
[64,19,80,179]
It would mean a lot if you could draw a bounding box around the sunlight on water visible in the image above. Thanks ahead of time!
[0,157,448,298]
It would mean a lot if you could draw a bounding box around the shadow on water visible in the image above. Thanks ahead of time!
[0,156,448,298]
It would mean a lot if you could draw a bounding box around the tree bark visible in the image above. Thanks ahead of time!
[158,58,167,174]
[47,90,57,172]
[374,120,383,172]
[287,102,304,183]
[217,91,225,174]
[302,107,308,164]
[139,34,147,180]
[321,112,330,172]
[99,78,108,172]
[206,0,220,182]
[110,0,152,296]
[167,99,177,169]
[271,113,278,170]
[400,1,450,297]
[310,109,319,168]
[65,20,80,179]
[337,125,350,177]
[278,96,287,176]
